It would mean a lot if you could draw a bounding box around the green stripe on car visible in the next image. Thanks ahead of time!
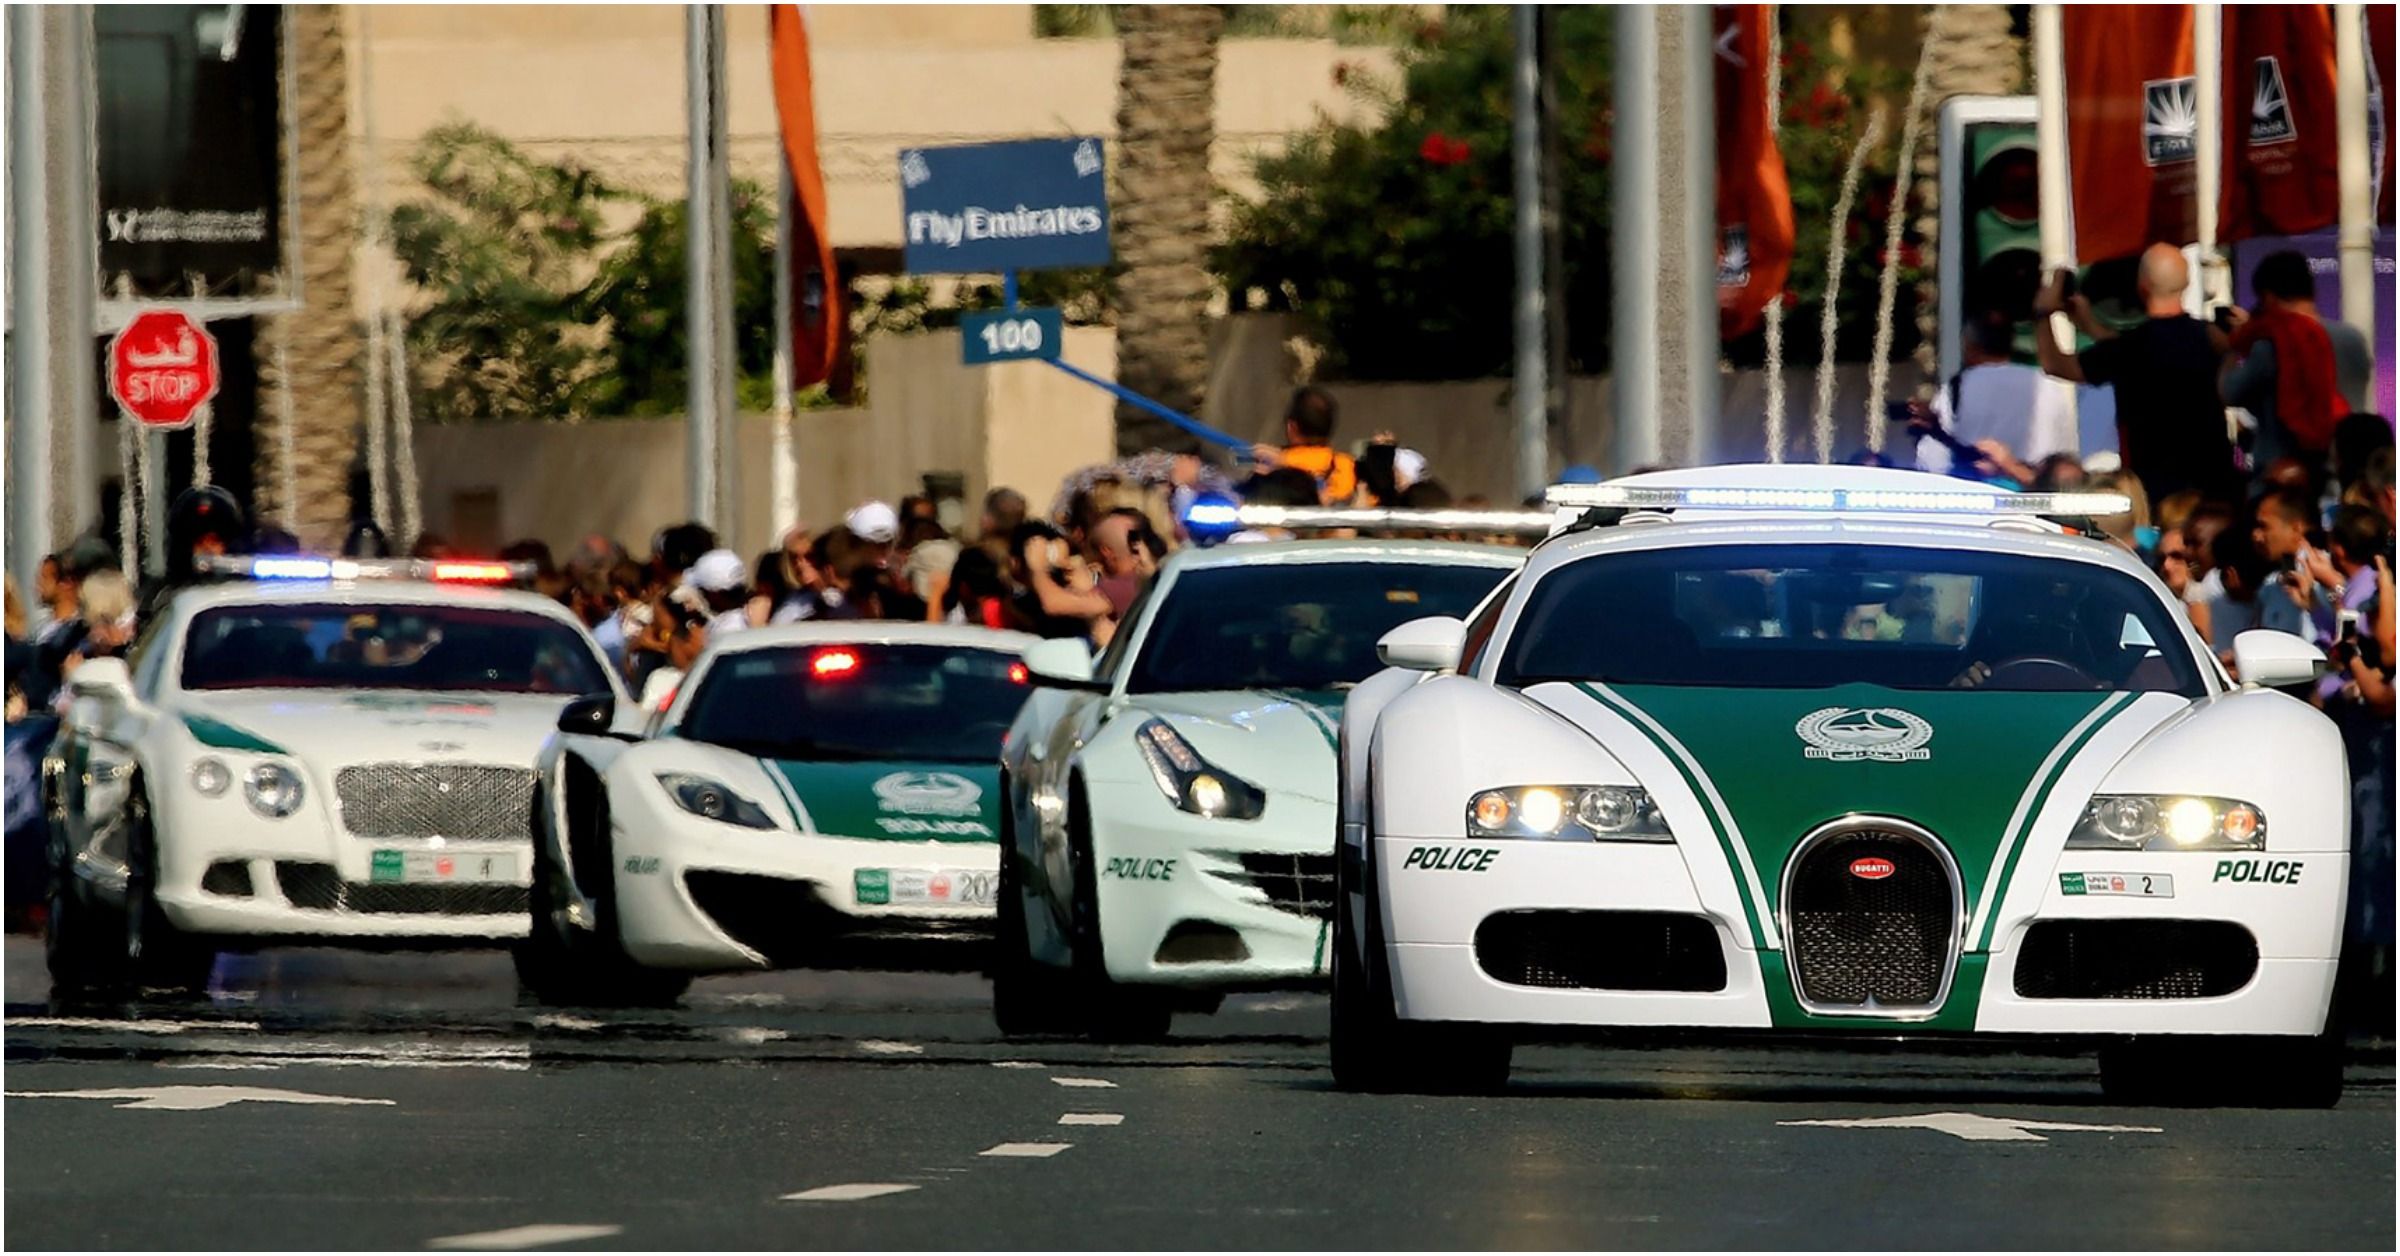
[1577,682,1773,949]
[1972,692,2136,950]
[759,760,1002,844]
[181,713,287,755]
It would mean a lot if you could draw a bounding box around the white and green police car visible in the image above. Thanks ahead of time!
[1335,466,2351,1105]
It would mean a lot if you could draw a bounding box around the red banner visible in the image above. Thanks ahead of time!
[2373,4,2394,225]
[2220,5,2341,241]
[770,5,843,391]
[2064,5,2198,264]
[1714,5,1794,339]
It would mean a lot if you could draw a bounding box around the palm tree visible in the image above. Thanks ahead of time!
[1910,4,2026,373]
[255,4,364,548]
[1109,4,1225,454]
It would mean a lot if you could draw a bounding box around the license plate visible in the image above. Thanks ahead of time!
[2057,871,2173,898]
[369,850,519,884]
[854,868,996,908]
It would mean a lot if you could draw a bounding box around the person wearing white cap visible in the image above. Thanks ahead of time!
[1393,448,1429,495]
[685,548,753,637]
[845,500,899,547]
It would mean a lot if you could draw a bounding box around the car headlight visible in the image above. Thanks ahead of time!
[657,773,777,830]
[243,762,306,819]
[2068,794,2265,851]
[1133,720,1265,820]
[190,757,232,797]
[1467,785,1671,842]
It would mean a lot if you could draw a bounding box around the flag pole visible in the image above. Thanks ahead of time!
[2031,4,2080,440]
[2194,5,2226,314]
[772,163,800,536]
[684,3,719,532]
[2335,3,2375,340]
[1610,4,1660,473]
[1510,4,1547,499]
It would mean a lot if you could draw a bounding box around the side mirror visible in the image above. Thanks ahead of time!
[557,693,617,736]
[1022,638,1106,692]
[68,657,135,701]
[2231,629,2325,689]
[1378,616,1467,672]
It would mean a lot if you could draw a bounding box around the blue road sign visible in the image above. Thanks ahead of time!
[900,138,1111,274]
[960,307,1064,365]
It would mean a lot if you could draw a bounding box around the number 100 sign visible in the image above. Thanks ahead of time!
[960,307,1064,366]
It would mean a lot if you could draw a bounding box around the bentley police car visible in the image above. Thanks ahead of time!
[1334,466,2350,1105]
[43,557,619,995]
[519,623,1041,1005]
[997,539,1520,1039]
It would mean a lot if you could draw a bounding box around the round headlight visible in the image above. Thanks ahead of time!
[1517,788,1566,836]
[1189,773,1230,818]
[2094,796,2157,842]
[1471,791,1511,830]
[1576,787,1641,833]
[244,762,306,819]
[190,758,231,797]
[691,785,729,820]
[2220,803,2263,846]
[2162,797,2217,847]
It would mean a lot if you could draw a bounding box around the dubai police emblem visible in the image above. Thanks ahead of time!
[1795,707,1934,763]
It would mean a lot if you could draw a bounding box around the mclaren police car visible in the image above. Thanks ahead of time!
[43,556,620,995]
[996,537,1522,1038]
[519,623,1042,1005]
[1333,466,2352,1105]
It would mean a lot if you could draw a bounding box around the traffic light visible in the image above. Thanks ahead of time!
[1937,99,2043,374]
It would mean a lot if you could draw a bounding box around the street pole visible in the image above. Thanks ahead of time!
[1680,5,1717,466]
[2031,5,2080,441]
[771,165,799,536]
[2194,5,2226,313]
[1611,5,1661,473]
[8,4,55,595]
[684,4,720,533]
[704,2,740,547]
[1510,5,1547,501]
[56,6,101,546]
[2335,3,2376,339]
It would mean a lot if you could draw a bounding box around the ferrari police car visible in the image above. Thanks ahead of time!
[1334,466,2351,1105]
[43,557,619,995]
[518,623,1041,1005]
[996,539,1520,1038]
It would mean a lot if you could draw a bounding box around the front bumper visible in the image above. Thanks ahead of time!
[612,801,997,971]
[1086,777,1336,989]
[1378,836,2346,1038]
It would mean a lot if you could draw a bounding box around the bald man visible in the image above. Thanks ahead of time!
[2035,243,2238,505]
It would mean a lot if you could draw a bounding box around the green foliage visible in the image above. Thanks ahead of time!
[852,268,1113,340]
[1036,5,1423,43]
[1214,12,1920,381]
[579,184,780,417]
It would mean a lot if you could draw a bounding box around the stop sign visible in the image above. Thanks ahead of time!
[107,309,220,430]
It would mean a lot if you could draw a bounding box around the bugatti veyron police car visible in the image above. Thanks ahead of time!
[1334,466,2351,1105]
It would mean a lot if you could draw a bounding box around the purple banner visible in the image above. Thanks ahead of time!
[2231,229,2397,420]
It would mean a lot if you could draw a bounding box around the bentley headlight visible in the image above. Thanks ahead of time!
[1133,720,1265,820]
[1467,785,1671,842]
[657,774,777,830]
[243,762,306,819]
[190,757,232,797]
[2069,795,2265,851]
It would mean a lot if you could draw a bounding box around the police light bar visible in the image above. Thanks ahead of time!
[196,555,534,584]
[1231,505,1556,535]
[1541,484,2133,518]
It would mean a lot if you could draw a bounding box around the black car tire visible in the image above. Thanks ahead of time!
[991,774,1078,1037]
[121,783,216,998]
[516,781,688,1009]
[1065,777,1174,1043]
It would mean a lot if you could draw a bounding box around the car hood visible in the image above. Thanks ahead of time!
[754,759,1002,843]
[172,690,574,766]
[1119,689,1346,803]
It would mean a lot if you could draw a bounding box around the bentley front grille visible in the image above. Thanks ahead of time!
[334,763,537,842]
[1781,822,1961,1014]
[1208,852,1336,920]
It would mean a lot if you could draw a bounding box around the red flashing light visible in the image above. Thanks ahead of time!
[811,648,861,679]
[431,560,513,583]
[1008,661,1030,685]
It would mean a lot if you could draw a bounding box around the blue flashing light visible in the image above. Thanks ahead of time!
[250,557,335,580]
[1182,491,1243,544]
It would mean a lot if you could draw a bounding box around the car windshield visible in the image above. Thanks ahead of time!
[1128,561,1510,694]
[678,643,1030,763]
[1497,543,2204,695]
[180,602,609,695]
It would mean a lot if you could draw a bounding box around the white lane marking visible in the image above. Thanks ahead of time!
[726,1027,788,1045]
[781,1183,920,1202]
[162,1055,531,1073]
[1049,1076,1116,1088]
[1778,1112,2163,1143]
[990,1060,1046,1069]
[1237,995,1306,1012]
[427,1223,623,1250]
[7,1016,262,1035]
[5,1085,395,1112]
[530,1014,604,1032]
[1058,1113,1123,1126]
[857,1039,923,1055]
[980,1142,1072,1158]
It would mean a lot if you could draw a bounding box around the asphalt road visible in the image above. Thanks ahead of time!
[5,937,2392,1251]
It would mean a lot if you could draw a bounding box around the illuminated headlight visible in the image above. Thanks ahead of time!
[1133,720,1265,820]
[190,757,232,797]
[657,774,776,830]
[1466,785,1671,842]
[2068,795,2265,851]
[243,762,306,819]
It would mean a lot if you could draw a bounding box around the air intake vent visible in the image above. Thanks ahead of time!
[1782,823,1961,1014]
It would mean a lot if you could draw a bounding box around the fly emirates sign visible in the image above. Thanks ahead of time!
[899,137,1112,274]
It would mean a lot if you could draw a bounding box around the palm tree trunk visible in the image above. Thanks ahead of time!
[1110,4,1224,454]
[1911,4,2026,374]
[255,4,364,549]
